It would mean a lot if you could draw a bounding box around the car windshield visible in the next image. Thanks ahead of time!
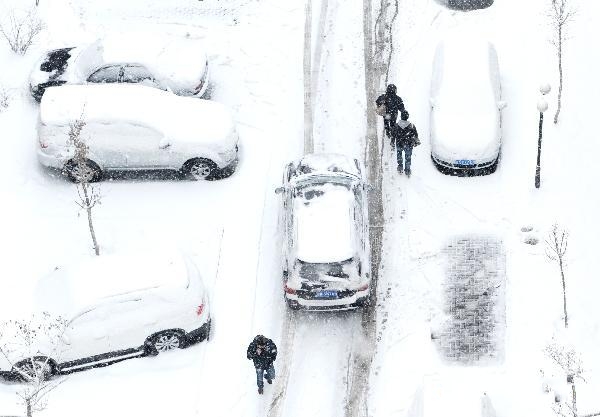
[294,258,356,281]
[123,64,155,83]
[293,176,351,197]
[87,65,122,83]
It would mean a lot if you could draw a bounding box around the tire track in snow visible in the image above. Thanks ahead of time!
[267,310,297,417]
[344,0,400,416]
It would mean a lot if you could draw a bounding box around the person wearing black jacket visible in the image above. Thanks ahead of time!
[375,84,405,137]
[390,110,420,177]
[247,335,278,394]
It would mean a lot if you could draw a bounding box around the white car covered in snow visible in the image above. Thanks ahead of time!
[37,84,239,182]
[0,253,211,381]
[429,32,505,174]
[29,34,210,102]
[275,153,371,310]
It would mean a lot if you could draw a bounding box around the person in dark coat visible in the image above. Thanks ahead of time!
[375,84,405,137]
[390,110,420,177]
[247,335,277,394]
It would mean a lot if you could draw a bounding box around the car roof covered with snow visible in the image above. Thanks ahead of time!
[63,33,208,90]
[40,84,236,147]
[288,153,363,263]
[430,30,502,160]
[293,180,357,263]
[291,153,361,182]
[35,252,192,317]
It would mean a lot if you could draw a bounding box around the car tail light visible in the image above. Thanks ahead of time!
[284,284,297,295]
[39,139,49,148]
[196,304,204,316]
[358,283,369,292]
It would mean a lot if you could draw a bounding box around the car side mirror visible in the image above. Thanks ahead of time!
[497,100,507,110]
[159,138,172,149]
[275,187,285,194]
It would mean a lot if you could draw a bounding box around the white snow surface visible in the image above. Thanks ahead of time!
[430,32,501,161]
[35,252,191,316]
[294,181,356,263]
[40,84,236,147]
[97,32,208,90]
[1,0,599,416]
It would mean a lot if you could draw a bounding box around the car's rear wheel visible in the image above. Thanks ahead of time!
[64,159,102,183]
[14,357,55,382]
[183,158,218,181]
[286,298,301,310]
[148,330,184,355]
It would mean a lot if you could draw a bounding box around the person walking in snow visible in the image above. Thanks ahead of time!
[390,110,420,177]
[375,84,406,137]
[247,335,277,394]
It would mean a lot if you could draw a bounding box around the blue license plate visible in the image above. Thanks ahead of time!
[455,159,475,166]
[315,290,338,299]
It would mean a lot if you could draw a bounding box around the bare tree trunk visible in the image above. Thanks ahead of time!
[559,256,568,327]
[26,398,32,417]
[82,184,99,256]
[303,0,313,154]
[571,382,578,417]
[554,25,563,124]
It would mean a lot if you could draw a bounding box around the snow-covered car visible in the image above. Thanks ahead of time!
[29,34,210,102]
[37,84,239,182]
[275,153,371,311]
[429,32,505,174]
[447,0,493,10]
[0,252,211,381]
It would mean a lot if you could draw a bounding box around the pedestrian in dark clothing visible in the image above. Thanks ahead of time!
[390,110,420,177]
[375,84,406,137]
[247,335,277,394]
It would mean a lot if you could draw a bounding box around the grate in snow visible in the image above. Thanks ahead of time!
[435,236,506,364]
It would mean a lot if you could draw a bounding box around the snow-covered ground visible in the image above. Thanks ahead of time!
[0,0,598,416]
[371,0,600,416]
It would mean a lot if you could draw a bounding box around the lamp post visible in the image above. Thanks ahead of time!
[535,83,551,189]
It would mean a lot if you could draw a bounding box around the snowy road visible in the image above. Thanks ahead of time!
[268,1,371,417]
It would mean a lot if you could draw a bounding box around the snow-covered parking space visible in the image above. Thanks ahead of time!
[0,0,304,416]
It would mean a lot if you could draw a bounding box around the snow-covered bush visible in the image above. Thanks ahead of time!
[0,313,68,417]
[0,8,44,55]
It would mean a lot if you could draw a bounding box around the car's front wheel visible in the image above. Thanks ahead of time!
[64,159,102,183]
[146,330,185,356]
[14,357,55,382]
[182,158,218,181]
